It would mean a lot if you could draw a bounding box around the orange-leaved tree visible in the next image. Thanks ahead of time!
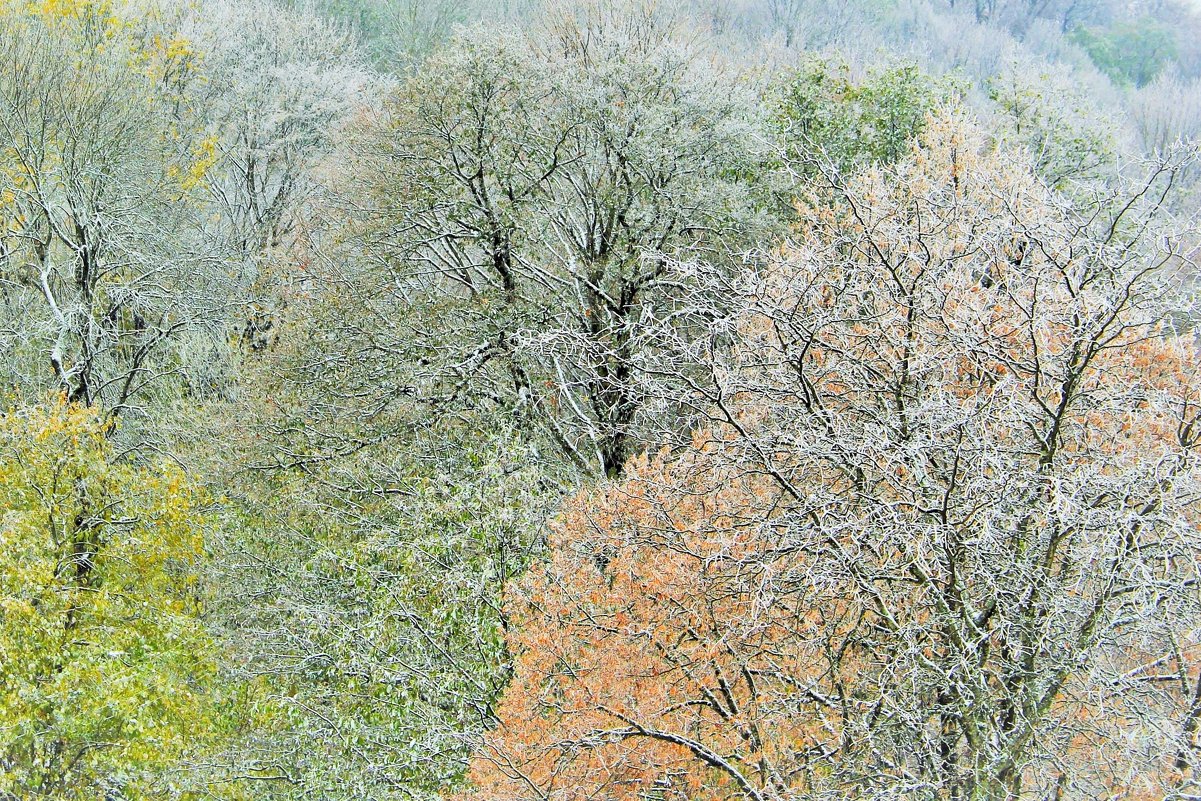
[458,110,1201,800]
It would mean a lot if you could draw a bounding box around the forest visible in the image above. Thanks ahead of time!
[1,0,1200,798]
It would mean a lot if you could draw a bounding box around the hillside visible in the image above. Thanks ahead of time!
[1,1,1200,799]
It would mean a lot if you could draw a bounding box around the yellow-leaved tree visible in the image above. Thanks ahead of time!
[0,399,220,798]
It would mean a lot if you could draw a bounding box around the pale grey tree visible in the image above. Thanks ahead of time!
[0,14,229,420]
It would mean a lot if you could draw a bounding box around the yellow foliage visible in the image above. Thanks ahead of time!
[180,134,218,191]
[0,397,219,799]
[0,0,124,40]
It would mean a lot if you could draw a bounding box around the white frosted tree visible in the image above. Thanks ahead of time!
[0,7,230,418]
[459,109,1201,801]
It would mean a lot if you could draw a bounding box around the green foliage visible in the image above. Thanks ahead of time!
[1072,16,1178,87]
[320,21,773,478]
[772,58,961,176]
[0,399,220,799]
[988,58,1120,188]
[206,417,568,799]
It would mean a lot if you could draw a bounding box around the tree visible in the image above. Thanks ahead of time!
[0,3,230,423]
[772,58,958,179]
[157,0,374,359]
[1129,73,1201,157]
[197,411,569,799]
[189,9,772,796]
[0,398,221,799]
[179,0,370,262]
[460,111,1201,800]
[765,0,804,47]
[298,6,772,479]
[1071,16,1179,87]
[275,0,477,69]
[939,0,1115,33]
[988,54,1121,188]
[374,0,500,72]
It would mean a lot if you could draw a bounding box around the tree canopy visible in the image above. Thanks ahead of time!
[462,111,1201,800]
[2,0,1200,798]
[0,399,220,798]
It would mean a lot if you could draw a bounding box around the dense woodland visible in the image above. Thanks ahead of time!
[2,0,1201,798]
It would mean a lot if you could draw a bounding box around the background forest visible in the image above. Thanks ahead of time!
[1,0,1201,799]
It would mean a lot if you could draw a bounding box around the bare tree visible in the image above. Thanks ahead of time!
[182,0,372,261]
[0,13,229,419]
[710,109,1201,797]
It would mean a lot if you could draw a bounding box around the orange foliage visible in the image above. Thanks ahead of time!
[460,111,1201,800]
[465,444,831,800]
